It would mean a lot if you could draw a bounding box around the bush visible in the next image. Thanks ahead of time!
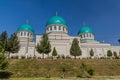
[21,56,25,59]
[87,68,94,76]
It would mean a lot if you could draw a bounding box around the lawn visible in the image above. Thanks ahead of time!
[2,59,120,78]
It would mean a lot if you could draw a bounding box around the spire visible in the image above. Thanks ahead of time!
[83,22,86,26]
[26,20,29,24]
[56,11,58,16]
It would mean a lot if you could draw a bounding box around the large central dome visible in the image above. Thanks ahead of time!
[46,16,67,27]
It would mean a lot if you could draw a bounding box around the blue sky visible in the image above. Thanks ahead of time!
[0,0,120,45]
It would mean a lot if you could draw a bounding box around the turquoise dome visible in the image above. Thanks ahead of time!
[78,26,93,35]
[17,24,34,33]
[46,16,67,27]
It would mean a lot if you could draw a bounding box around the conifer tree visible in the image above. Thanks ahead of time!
[90,49,94,58]
[107,50,112,58]
[52,47,57,58]
[0,45,8,70]
[0,31,8,51]
[7,33,20,58]
[36,33,51,59]
[70,38,82,59]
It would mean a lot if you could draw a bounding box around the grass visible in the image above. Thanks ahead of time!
[4,59,120,78]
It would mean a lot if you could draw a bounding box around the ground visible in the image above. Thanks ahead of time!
[1,59,120,79]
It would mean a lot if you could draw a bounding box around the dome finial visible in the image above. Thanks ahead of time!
[26,20,29,24]
[56,11,58,16]
[83,22,86,26]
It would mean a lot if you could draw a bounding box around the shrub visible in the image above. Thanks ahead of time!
[87,68,94,76]
[21,56,25,59]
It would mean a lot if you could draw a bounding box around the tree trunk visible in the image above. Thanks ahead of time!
[8,52,10,59]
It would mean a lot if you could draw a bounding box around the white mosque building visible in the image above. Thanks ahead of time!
[10,15,120,59]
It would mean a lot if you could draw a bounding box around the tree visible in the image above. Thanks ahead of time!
[52,47,57,59]
[70,38,82,59]
[90,49,94,58]
[107,50,112,58]
[36,33,51,59]
[0,31,8,52]
[0,45,8,70]
[113,51,118,59]
[7,33,20,58]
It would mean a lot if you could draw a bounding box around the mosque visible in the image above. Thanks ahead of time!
[10,14,120,59]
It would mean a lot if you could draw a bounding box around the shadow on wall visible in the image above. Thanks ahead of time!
[0,71,13,79]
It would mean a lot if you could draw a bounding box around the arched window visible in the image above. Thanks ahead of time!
[24,32,26,36]
[59,26,61,30]
[81,35,82,38]
[54,26,56,30]
[21,32,23,36]
[27,32,29,36]
[50,26,52,31]
[63,27,65,31]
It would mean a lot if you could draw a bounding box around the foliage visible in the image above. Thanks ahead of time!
[52,47,57,57]
[70,38,82,59]
[7,33,20,58]
[60,67,66,78]
[87,68,94,76]
[0,46,8,70]
[79,63,94,78]
[36,33,51,59]
[107,50,112,58]
[0,32,20,58]
[0,31,8,52]
[90,49,94,57]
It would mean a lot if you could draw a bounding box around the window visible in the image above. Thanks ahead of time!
[24,32,26,36]
[27,32,29,36]
[63,27,64,31]
[81,35,82,38]
[50,26,52,31]
[54,26,56,30]
[21,32,23,36]
[59,26,61,30]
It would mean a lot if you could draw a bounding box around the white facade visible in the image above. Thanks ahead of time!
[10,16,120,59]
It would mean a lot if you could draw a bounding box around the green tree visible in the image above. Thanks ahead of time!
[52,47,57,58]
[0,31,8,52]
[7,33,20,58]
[90,49,94,58]
[107,50,112,58]
[70,38,82,59]
[36,33,51,59]
[0,46,8,70]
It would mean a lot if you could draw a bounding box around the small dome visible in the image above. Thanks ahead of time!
[46,16,67,27]
[78,26,93,35]
[17,24,34,33]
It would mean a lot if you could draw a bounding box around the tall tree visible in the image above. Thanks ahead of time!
[7,33,20,58]
[0,45,8,70]
[70,38,82,59]
[90,49,94,58]
[36,33,51,59]
[52,47,57,59]
[0,31,8,51]
[107,50,112,58]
